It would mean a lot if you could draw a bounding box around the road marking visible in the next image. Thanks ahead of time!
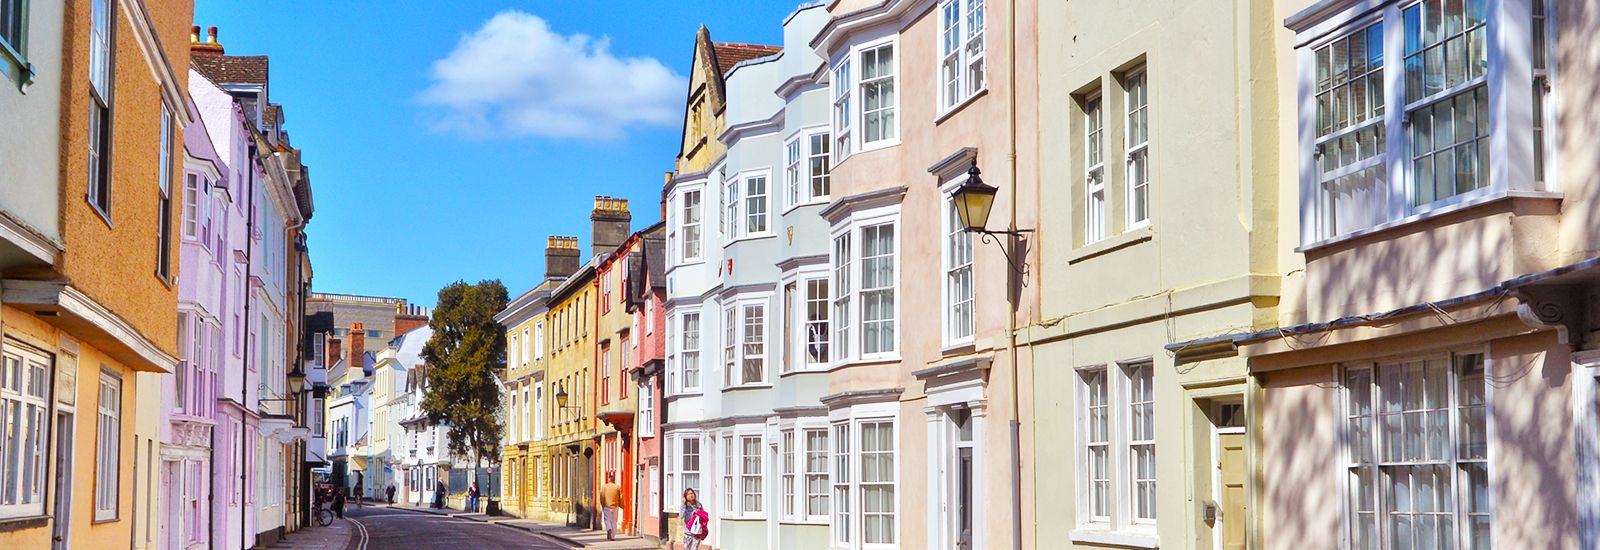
[349,517,370,550]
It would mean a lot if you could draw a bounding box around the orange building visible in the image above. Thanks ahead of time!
[0,0,191,548]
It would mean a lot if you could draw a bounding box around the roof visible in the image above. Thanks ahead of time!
[713,42,781,76]
[394,326,433,372]
[191,55,268,85]
[264,104,282,127]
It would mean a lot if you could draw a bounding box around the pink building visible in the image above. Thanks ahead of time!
[626,226,668,543]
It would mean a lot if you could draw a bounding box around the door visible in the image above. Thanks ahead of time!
[51,412,73,550]
[1218,432,1247,550]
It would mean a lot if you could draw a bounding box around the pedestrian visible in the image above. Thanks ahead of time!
[434,480,446,509]
[467,481,479,513]
[332,488,346,520]
[386,483,396,505]
[680,488,708,550]
[600,473,623,540]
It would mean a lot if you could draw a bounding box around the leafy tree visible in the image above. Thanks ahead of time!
[420,279,509,489]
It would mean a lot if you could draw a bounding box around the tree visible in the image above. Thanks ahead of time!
[420,279,509,497]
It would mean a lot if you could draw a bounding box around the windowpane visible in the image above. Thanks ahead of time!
[945,197,975,342]
[1081,368,1110,519]
[682,313,701,389]
[809,133,832,198]
[745,176,768,234]
[1127,363,1156,521]
[1085,96,1106,243]
[861,44,897,144]
[682,190,702,261]
[806,279,831,364]
[860,421,895,544]
[1125,70,1150,226]
[861,224,896,354]
[742,305,765,385]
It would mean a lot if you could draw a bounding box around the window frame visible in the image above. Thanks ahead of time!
[0,343,51,519]
[739,433,764,517]
[638,380,654,438]
[857,38,900,150]
[940,179,976,347]
[85,0,115,222]
[156,105,175,282]
[828,206,901,367]
[1122,66,1151,230]
[803,277,832,369]
[936,0,987,114]
[740,171,773,239]
[680,311,701,393]
[1083,92,1107,244]
[95,368,123,522]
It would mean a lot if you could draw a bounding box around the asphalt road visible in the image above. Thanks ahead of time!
[344,507,569,550]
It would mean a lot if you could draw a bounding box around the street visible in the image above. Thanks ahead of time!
[344,507,569,550]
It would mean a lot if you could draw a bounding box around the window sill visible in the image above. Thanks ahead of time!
[724,384,773,392]
[859,138,901,154]
[724,234,778,247]
[829,356,901,371]
[782,198,830,216]
[87,196,114,229]
[0,514,48,533]
[1296,189,1563,253]
[940,341,976,355]
[779,367,830,378]
[1068,226,1154,265]
[935,87,990,124]
[1069,528,1159,548]
[0,37,34,91]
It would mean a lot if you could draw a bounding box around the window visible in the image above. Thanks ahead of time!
[810,132,833,199]
[681,437,701,497]
[724,173,739,240]
[0,345,50,518]
[0,0,28,86]
[787,139,803,207]
[1124,68,1150,227]
[620,339,631,399]
[682,190,702,261]
[832,59,853,160]
[943,194,974,345]
[681,313,701,391]
[509,333,520,370]
[860,43,898,145]
[183,174,202,239]
[832,423,852,545]
[832,234,852,361]
[1344,353,1489,550]
[741,435,763,515]
[1126,362,1155,523]
[176,313,189,414]
[157,106,174,280]
[860,224,896,355]
[602,271,612,312]
[939,0,986,109]
[534,321,545,360]
[745,174,769,235]
[723,306,736,388]
[1081,368,1110,521]
[939,408,977,549]
[782,430,796,518]
[521,328,531,365]
[805,279,831,366]
[87,0,113,217]
[96,370,122,521]
[639,382,654,437]
[601,345,611,405]
[1300,0,1517,243]
[860,421,896,544]
[722,435,736,514]
[741,304,766,385]
[805,428,829,520]
[1084,95,1107,243]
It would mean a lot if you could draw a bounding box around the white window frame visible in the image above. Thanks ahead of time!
[803,276,832,369]
[858,38,900,150]
[786,137,804,209]
[681,312,702,393]
[638,381,654,438]
[740,433,764,517]
[721,434,736,515]
[722,305,737,389]
[1293,0,1547,246]
[1077,366,1112,526]
[808,130,834,202]
[743,171,772,238]
[534,320,545,360]
[927,403,985,550]
[832,58,854,161]
[1083,93,1107,244]
[937,0,987,113]
[1338,350,1493,550]
[828,205,901,366]
[803,426,831,523]
[1123,67,1150,229]
[509,333,520,370]
[682,187,704,263]
[740,302,768,386]
[829,403,899,550]
[1074,360,1159,539]
[940,179,976,347]
[96,369,123,521]
[1123,361,1155,526]
[0,344,51,519]
[781,428,798,521]
[723,170,740,243]
[521,327,531,365]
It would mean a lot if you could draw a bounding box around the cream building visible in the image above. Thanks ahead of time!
[1027,1,1285,549]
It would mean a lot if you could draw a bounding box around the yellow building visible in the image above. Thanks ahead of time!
[0,0,189,548]
[496,279,555,520]
[592,213,642,535]
[542,236,599,528]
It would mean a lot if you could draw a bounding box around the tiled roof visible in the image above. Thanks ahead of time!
[712,42,781,75]
[264,104,282,127]
[191,55,268,85]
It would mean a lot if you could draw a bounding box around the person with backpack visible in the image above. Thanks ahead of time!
[680,488,709,549]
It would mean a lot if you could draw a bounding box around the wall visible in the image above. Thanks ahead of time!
[0,0,63,244]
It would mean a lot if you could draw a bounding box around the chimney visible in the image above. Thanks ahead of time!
[190,25,225,56]
[545,235,580,281]
[349,323,367,375]
[661,172,673,221]
[591,196,631,258]
[395,303,429,336]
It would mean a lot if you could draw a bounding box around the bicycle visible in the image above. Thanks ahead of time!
[312,498,336,527]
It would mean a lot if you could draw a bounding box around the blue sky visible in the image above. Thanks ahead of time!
[192,1,800,307]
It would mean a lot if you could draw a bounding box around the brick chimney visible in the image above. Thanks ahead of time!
[349,323,367,375]
[395,304,429,336]
[591,196,631,258]
[191,25,224,56]
[546,236,580,281]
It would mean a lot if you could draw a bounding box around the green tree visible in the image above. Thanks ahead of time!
[420,279,509,497]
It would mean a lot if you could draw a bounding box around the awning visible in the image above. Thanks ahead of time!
[2,279,177,373]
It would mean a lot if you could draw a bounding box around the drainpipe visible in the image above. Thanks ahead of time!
[240,140,258,550]
[1006,0,1024,548]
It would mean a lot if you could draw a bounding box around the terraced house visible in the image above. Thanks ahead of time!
[497,279,553,521]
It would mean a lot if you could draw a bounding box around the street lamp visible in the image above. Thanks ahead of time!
[287,368,307,395]
[951,164,1031,271]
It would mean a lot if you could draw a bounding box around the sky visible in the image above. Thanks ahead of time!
[192,1,802,308]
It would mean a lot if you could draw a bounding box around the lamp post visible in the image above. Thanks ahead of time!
[553,382,582,526]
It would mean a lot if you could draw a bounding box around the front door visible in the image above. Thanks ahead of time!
[1218,432,1247,550]
[51,411,73,550]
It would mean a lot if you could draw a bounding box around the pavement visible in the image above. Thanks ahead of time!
[259,518,354,550]
[377,504,660,549]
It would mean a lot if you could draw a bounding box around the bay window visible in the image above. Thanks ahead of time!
[682,189,703,262]
[722,434,736,515]
[1298,0,1551,244]
[681,435,702,502]
[860,421,896,544]
[787,139,803,207]
[682,313,701,391]
[1343,352,1489,549]
[741,304,766,385]
[722,306,736,388]
[806,279,831,366]
[860,43,897,145]
[745,174,769,235]
[832,234,852,360]
[810,132,833,198]
[831,410,897,549]
[741,435,763,515]
[782,430,797,518]
[829,210,899,364]
[833,59,853,160]
[805,428,830,520]
[860,224,896,356]
[788,131,835,209]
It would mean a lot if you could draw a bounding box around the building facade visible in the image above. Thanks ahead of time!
[593,203,642,536]
[497,283,553,520]
[627,230,669,543]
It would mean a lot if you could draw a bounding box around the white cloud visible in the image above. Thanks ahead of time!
[420,11,687,141]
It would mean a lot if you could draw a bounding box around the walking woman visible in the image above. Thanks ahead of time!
[680,488,709,549]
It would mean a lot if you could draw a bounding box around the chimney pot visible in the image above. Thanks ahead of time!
[207,26,218,44]
[191,26,201,44]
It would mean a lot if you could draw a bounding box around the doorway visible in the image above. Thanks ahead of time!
[51,411,74,550]
[1212,401,1247,550]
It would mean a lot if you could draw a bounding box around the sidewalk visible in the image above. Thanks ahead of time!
[261,519,355,550]
[384,504,658,549]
